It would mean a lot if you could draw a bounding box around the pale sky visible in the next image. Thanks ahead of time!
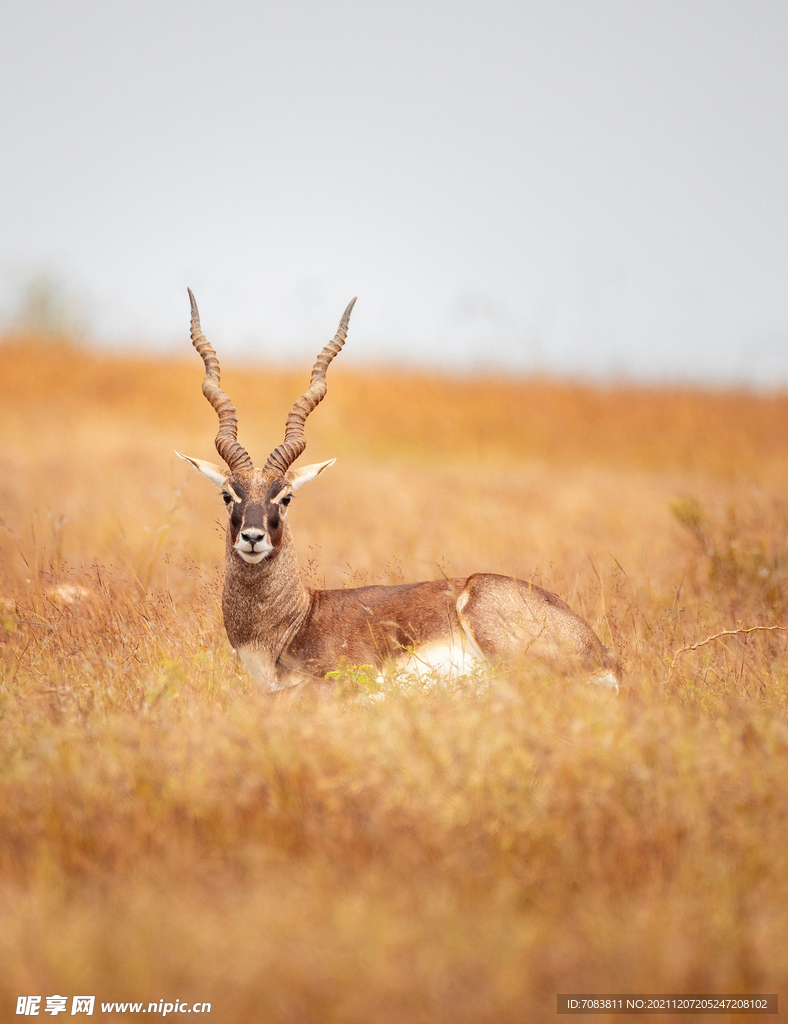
[2,0,787,382]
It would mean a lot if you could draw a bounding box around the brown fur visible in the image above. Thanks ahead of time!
[204,466,621,691]
[180,293,621,692]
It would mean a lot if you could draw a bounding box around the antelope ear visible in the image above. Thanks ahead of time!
[176,452,227,490]
[286,458,336,492]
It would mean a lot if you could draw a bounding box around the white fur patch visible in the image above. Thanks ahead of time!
[270,486,291,505]
[237,646,302,692]
[47,584,91,605]
[395,642,486,680]
[587,669,619,694]
[175,452,227,489]
[287,459,335,491]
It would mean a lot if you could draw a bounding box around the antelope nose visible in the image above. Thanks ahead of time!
[241,529,265,545]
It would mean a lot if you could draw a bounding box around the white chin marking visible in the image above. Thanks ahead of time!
[236,548,272,564]
[234,534,274,563]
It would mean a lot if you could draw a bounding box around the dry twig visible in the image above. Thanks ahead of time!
[665,624,788,683]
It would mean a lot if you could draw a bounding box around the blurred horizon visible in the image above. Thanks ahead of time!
[2,0,787,385]
[6,325,788,403]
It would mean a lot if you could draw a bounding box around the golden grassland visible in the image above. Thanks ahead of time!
[2,336,788,1021]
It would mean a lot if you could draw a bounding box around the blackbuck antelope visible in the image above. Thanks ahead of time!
[178,291,621,693]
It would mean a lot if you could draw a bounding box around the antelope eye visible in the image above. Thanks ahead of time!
[280,495,292,508]
[222,492,233,505]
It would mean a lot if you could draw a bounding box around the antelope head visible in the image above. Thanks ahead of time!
[177,289,355,566]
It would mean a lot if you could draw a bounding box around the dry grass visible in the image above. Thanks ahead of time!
[1,336,787,1021]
